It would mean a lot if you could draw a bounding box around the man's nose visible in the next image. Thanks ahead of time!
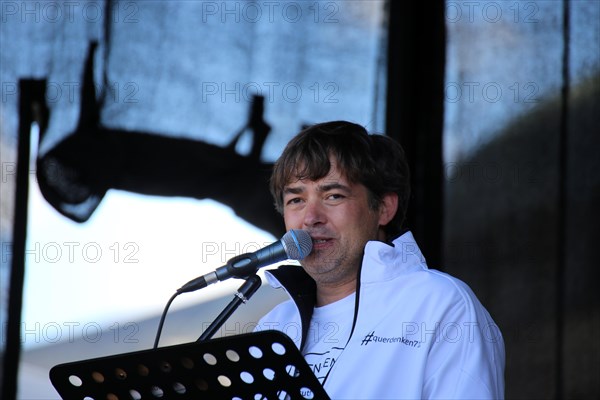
[303,199,326,227]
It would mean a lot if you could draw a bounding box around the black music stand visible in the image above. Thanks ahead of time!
[50,330,328,399]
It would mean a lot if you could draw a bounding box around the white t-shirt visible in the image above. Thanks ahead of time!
[301,292,356,384]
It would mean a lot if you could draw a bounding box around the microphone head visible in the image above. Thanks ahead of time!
[281,230,313,260]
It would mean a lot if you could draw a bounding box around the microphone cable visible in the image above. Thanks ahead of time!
[153,291,179,349]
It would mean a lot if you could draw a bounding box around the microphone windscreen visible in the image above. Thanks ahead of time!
[282,230,313,260]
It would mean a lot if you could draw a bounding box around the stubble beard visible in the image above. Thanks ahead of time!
[300,246,363,286]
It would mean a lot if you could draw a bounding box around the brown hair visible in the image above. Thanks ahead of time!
[270,121,410,240]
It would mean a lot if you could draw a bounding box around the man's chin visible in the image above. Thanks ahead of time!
[300,253,330,269]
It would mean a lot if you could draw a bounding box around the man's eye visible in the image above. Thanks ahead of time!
[327,193,345,200]
[286,197,302,205]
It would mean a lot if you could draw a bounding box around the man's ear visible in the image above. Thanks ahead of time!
[378,192,398,226]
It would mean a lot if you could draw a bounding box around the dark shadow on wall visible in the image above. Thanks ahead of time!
[36,42,285,238]
[443,73,600,399]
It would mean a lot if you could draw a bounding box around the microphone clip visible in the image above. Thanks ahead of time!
[217,252,261,280]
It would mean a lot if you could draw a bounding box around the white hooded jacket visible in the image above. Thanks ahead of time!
[257,231,505,399]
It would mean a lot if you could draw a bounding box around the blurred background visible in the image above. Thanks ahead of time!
[1,1,598,398]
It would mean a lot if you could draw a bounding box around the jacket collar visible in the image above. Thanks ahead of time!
[361,231,427,284]
[265,265,317,349]
[266,231,426,291]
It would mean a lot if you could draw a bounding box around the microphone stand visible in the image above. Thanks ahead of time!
[197,274,262,342]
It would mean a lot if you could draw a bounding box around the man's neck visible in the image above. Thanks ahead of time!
[316,279,357,307]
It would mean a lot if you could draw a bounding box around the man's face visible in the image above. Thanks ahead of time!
[282,159,384,286]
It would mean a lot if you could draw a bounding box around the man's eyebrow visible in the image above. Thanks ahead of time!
[283,186,304,195]
[283,182,352,195]
[318,182,351,193]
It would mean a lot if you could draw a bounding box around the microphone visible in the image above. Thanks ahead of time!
[177,229,312,293]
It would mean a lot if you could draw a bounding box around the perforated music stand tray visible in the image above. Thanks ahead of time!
[50,330,329,399]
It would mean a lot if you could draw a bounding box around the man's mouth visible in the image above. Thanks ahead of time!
[311,237,333,250]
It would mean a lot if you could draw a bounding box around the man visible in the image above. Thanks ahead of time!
[257,121,505,399]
